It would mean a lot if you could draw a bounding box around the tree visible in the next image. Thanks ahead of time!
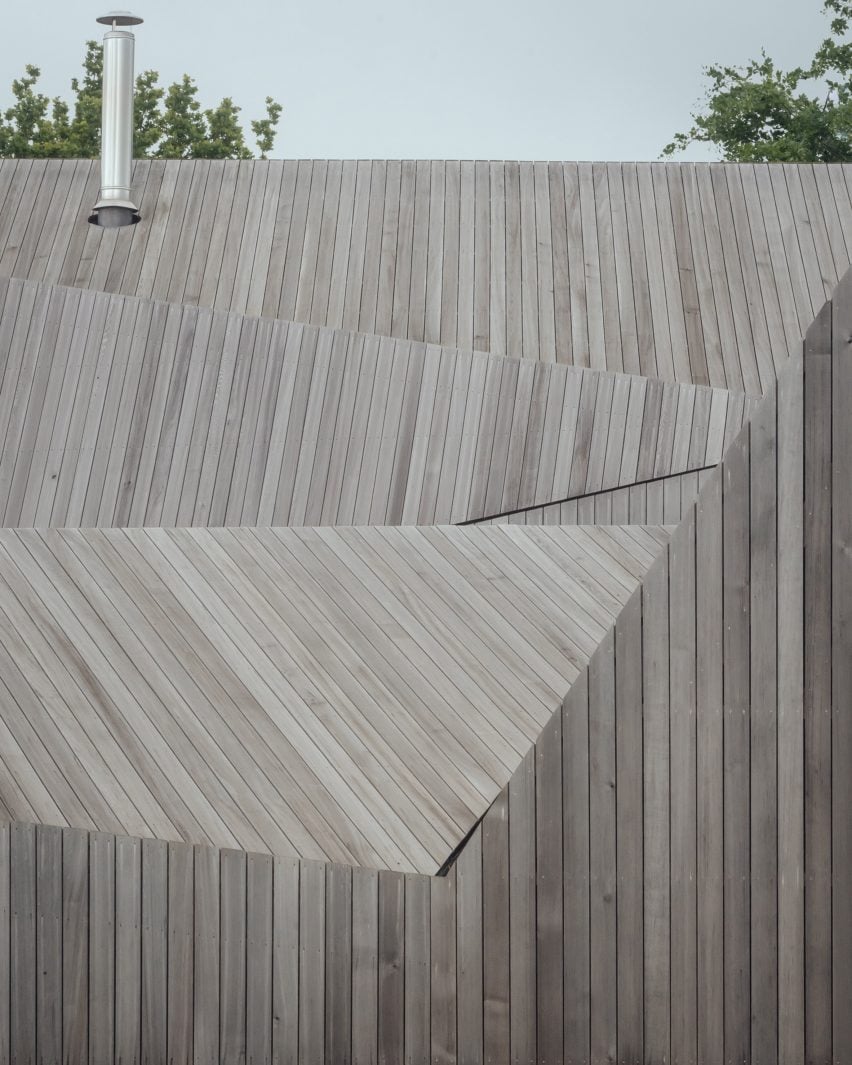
[664,0,852,162]
[0,41,282,159]
[156,75,208,159]
[0,67,55,158]
[252,98,283,160]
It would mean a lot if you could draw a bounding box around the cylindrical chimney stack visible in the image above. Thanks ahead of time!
[92,11,143,228]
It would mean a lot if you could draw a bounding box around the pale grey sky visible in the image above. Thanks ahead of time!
[0,0,828,160]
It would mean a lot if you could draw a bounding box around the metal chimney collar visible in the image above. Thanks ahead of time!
[96,11,144,25]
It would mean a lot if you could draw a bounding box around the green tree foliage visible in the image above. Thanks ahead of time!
[0,41,281,159]
[252,98,283,160]
[664,0,852,161]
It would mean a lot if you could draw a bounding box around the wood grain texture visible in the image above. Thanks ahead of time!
[2,160,852,1063]
[1,824,438,1065]
[0,159,847,390]
[0,277,744,530]
[470,467,726,527]
[430,316,841,1061]
[832,268,852,1061]
[1,295,850,1057]
[0,522,663,873]
[804,303,832,1064]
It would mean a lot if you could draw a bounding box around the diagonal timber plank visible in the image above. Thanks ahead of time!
[0,523,667,874]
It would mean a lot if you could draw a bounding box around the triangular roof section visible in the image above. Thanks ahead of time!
[0,276,753,528]
[0,522,665,872]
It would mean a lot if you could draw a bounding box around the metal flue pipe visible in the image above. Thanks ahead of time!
[92,11,143,227]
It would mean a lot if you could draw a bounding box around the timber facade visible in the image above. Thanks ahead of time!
[0,158,849,1063]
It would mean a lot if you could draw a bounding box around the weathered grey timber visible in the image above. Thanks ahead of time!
[0,159,849,390]
[0,822,452,1065]
[7,289,847,1064]
[0,522,661,873]
[1,155,851,1063]
[470,466,716,526]
[0,276,753,529]
[429,277,851,1061]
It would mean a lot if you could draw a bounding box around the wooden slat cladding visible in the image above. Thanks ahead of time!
[3,173,852,1064]
[0,277,746,529]
[471,467,721,526]
[2,275,846,1065]
[435,282,845,1060]
[0,823,450,1065]
[0,523,663,873]
[3,275,852,1059]
[0,160,849,390]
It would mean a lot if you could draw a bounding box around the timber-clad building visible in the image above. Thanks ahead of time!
[0,155,850,1063]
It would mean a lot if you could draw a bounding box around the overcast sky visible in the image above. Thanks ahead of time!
[0,0,829,161]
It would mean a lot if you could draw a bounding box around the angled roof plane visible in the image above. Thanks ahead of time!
[0,146,851,1064]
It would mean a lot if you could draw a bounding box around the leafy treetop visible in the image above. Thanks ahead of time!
[0,41,282,159]
[664,0,852,162]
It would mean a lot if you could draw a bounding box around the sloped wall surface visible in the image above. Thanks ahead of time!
[1,132,851,1064]
[0,523,663,872]
[433,278,851,1063]
[0,276,752,529]
[2,269,851,1064]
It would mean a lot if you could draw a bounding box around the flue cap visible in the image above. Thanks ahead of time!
[96,11,144,25]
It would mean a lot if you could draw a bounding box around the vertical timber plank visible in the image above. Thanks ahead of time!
[457,827,483,1065]
[36,825,62,1064]
[777,347,805,1065]
[194,844,220,1065]
[696,471,724,1064]
[272,855,300,1065]
[64,828,90,1065]
[643,551,670,1064]
[750,382,778,1064]
[616,589,644,1064]
[352,868,378,1065]
[536,710,564,1065]
[832,270,852,1060]
[221,849,248,1065]
[378,870,405,1065]
[431,868,457,1065]
[589,630,617,1065]
[404,873,430,1065]
[0,823,9,1065]
[509,748,536,1065]
[248,852,274,1065]
[563,673,591,1064]
[90,831,116,1065]
[142,838,168,1065]
[168,841,194,1065]
[116,834,142,1065]
[483,790,510,1065]
[10,822,35,1065]
[723,423,751,1065]
[670,508,698,1065]
[300,862,325,1065]
[804,302,833,1065]
[325,863,352,1065]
